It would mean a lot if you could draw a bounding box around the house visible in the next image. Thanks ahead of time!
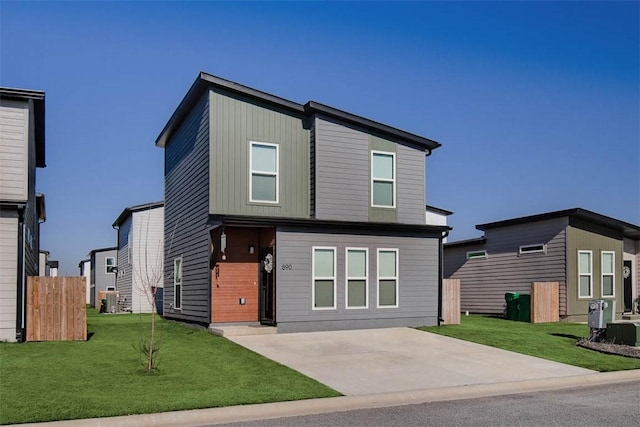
[112,201,164,313]
[425,205,453,243]
[155,72,450,332]
[39,251,58,276]
[78,259,91,304]
[87,247,117,308]
[0,87,46,342]
[444,208,640,322]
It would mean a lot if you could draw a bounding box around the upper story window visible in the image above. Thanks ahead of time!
[105,257,116,274]
[519,244,546,255]
[371,151,395,208]
[250,141,279,203]
[601,251,615,298]
[578,250,592,298]
[466,250,487,260]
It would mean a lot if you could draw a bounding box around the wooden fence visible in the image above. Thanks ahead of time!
[442,278,461,325]
[531,281,559,323]
[27,276,87,341]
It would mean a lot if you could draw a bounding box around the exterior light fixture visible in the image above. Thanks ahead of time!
[248,245,255,255]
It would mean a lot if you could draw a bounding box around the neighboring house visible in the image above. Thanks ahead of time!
[425,205,453,243]
[444,208,640,322]
[155,72,450,332]
[78,259,91,305]
[39,250,58,276]
[88,247,117,308]
[0,87,46,342]
[112,201,164,313]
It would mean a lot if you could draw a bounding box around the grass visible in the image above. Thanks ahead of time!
[0,309,340,425]
[421,315,640,372]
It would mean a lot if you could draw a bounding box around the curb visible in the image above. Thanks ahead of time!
[22,370,640,427]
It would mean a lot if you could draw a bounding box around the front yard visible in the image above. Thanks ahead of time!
[0,310,339,425]
[421,315,640,372]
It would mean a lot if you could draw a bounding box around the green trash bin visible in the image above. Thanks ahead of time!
[518,294,531,322]
[100,298,108,313]
[505,292,520,320]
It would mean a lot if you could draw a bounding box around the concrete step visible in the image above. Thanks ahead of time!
[621,314,640,321]
[209,324,278,337]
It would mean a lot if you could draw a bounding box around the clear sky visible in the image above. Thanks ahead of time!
[1,1,638,275]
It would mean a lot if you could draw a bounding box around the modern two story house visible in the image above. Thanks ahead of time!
[155,73,450,332]
[87,247,117,308]
[0,87,46,342]
[112,201,164,313]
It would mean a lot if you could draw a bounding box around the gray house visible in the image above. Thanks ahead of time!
[112,201,164,313]
[88,247,117,308]
[0,87,46,342]
[155,72,450,332]
[444,208,640,322]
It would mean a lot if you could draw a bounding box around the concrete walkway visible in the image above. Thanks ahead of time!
[230,327,594,395]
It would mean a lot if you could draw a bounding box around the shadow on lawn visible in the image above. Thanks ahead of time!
[550,333,582,341]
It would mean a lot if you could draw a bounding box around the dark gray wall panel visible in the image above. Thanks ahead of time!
[397,144,426,224]
[116,216,132,307]
[163,92,210,323]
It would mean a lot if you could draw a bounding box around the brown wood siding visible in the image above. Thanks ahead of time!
[444,217,568,314]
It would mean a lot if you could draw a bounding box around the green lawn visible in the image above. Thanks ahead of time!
[0,310,340,425]
[421,315,640,372]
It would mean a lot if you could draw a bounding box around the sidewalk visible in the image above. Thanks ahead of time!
[23,370,640,427]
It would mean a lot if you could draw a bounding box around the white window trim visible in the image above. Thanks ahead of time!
[345,247,369,309]
[105,257,116,274]
[371,150,396,208]
[466,250,487,260]
[578,250,593,299]
[601,251,615,298]
[174,257,183,310]
[377,248,399,308]
[312,246,337,310]
[519,244,546,255]
[249,141,279,204]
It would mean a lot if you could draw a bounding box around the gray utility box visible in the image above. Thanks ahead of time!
[588,300,616,329]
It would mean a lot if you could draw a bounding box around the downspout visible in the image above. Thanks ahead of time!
[16,207,26,342]
[437,229,450,326]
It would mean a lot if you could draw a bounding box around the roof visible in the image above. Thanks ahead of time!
[0,87,46,167]
[425,205,453,216]
[477,208,640,240]
[155,72,442,152]
[443,237,487,248]
[88,247,117,257]
[112,200,164,227]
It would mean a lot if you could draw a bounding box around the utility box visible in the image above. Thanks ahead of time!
[588,300,609,329]
[606,322,640,347]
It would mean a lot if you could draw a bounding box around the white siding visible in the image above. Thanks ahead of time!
[0,100,28,202]
[0,215,18,341]
[82,260,91,304]
[131,207,164,313]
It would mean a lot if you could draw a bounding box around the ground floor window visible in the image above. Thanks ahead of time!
[601,251,615,297]
[377,249,399,308]
[578,250,592,298]
[313,247,336,310]
[346,248,368,309]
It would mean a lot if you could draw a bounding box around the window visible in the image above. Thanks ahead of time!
[466,250,487,260]
[106,286,115,291]
[312,247,336,310]
[250,141,279,203]
[105,257,116,274]
[346,248,368,309]
[578,250,592,298]
[371,151,395,208]
[377,249,398,308]
[174,257,183,310]
[601,251,615,298]
[519,244,546,255]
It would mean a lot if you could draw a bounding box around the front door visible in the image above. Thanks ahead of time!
[259,247,276,324]
[623,260,633,312]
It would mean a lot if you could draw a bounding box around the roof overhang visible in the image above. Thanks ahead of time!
[444,237,487,248]
[112,200,164,227]
[155,72,442,152]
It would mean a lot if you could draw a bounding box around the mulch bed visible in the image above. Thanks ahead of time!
[577,340,640,359]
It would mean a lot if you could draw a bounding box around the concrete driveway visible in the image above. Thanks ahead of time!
[229,327,595,396]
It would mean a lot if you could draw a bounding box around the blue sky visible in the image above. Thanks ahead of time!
[1,1,638,274]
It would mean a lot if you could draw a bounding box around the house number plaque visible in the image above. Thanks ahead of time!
[281,264,293,270]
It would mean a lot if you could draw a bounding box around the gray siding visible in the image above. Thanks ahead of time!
[314,117,369,222]
[444,217,568,314]
[164,92,211,323]
[313,117,426,225]
[116,216,132,309]
[209,89,309,218]
[91,249,117,307]
[275,227,439,332]
[0,99,28,201]
[0,212,18,341]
